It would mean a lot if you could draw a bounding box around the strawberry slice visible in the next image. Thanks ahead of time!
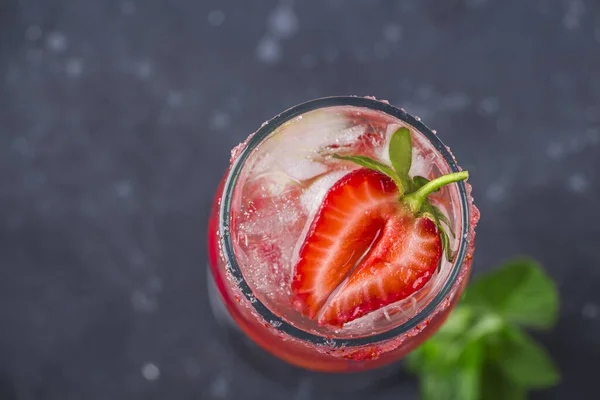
[291,168,442,327]
[318,214,441,326]
[291,168,398,318]
[291,126,470,327]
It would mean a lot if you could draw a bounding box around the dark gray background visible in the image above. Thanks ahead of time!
[1,0,599,399]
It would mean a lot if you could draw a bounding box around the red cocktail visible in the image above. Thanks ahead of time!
[208,97,478,372]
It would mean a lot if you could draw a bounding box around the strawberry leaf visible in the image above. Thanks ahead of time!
[413,175,441,193]
[423,202,454,263]
[439,228,453,263]
[389,127,412,191]
[432,205,455,238]
[332,154,405,194]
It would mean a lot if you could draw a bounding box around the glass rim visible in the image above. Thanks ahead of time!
[219,96,470,347]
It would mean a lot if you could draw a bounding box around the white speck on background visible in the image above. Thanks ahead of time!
[121,1,136,15]
[300,53,317,68]
[46,32,67,52]
[485,183,506,202]
[147,276,163,293]
[440,93,470,111]
[65,57,83,77]
[546,130,599,160]
[114,180,133,198]
[141,363,160,381]
[546,142,564,159]
[582,303,599,320]
[131,290,157,313]
[562,0,586,30]
[478,97,500,115]
[210,110,231,130]
[135,61,153,79]
[25,25,42,41]
[11,136,31,156]
[210,373,229,398]
[256,1,298,64]
[268,3,298,38]
[383,24,402,42]
[166,91,183,108]
[129,249,146,268]
[567,173,588,193]
[208,9,225,27]
[256,36,281,64]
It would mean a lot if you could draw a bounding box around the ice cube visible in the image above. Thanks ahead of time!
[409,134,439,179]
[334,125,368,146]
[251,169,300,197]
[275,157,327,181]
[301,170,349,213]
[248,109,364,185]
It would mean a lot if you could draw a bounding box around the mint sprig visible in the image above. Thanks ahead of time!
[333,127,468,262]
[407,257,561,400]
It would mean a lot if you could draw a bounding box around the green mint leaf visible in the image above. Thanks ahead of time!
[432,205,455,237]
[422,202,454,263]
[462,257,559,330]
[331,154,405,194]
[419,341,483,400]
[481,362,526,400]
[436,305,473,338]
[408,258,560,400]
[439,228,453,263]
[465,313,505,342]
[388,127,412,191]
[412,175,441,195]
[408,307,485,400]
[405,340,441,373]
[491,327,561,389]
[412,175,431,190]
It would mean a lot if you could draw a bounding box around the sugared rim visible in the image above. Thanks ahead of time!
[219,96,470,347]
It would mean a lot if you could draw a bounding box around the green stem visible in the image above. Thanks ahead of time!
[404,171,469,213]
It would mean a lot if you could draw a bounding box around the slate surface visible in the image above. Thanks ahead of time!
[1,0,599,399]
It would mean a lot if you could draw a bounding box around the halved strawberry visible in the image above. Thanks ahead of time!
[291,168,398,318]
[290,126,470,327]
[318,214,442,326]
